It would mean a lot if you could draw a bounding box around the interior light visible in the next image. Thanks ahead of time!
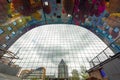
[44,1,48,6]
[67,14,71,17]
[19,19,22,23]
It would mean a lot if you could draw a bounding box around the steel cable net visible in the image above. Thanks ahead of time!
[9,24,114,79]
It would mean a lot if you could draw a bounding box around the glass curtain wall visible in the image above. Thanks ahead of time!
[9,24,114,78]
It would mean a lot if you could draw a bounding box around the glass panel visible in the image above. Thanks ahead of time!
[7,27,12,31]
[5,35,10,40]
[9,24,114,78]
[13,21,17,26]
[0,29,4,34]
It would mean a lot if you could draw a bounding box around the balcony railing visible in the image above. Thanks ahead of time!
[89,36,120,68]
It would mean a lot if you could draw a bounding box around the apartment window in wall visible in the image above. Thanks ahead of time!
[5,35,10,40]
[13,21,17,26]
[114,27,119,33]
[7,27,12,31]
[12,31,16,36]
[2,44,7,48]
[0,29,4,34]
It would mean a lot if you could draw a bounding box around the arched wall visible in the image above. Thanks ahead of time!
[0,22,120,53]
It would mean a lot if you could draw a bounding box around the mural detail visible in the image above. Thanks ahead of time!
[0,0,120,53]
[0,0,9,23]
[12,0,42,16]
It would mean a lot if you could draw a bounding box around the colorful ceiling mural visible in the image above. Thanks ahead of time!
[0,0,120,53]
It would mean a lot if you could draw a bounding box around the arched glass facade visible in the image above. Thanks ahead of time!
[9,24,114,77]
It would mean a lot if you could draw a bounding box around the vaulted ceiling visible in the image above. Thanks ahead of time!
[0,0,120,53]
